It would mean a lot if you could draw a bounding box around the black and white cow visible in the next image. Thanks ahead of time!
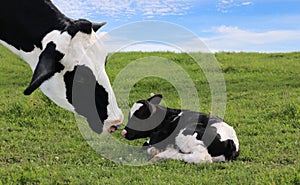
[121,94,239,163]
[0,0,123,134]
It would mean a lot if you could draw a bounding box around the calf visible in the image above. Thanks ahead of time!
[121,94,239,163]
[0,0,123,134]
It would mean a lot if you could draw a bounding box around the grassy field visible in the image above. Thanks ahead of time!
[0,43,299,184]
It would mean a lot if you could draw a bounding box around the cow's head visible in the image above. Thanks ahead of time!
[23,19,123,134]
[121,94,163,140]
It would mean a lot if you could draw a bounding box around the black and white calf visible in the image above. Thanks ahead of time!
[0,0,123,134]
[121,94,239,163]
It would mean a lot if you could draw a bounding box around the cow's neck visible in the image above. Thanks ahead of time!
[0,0,70,68]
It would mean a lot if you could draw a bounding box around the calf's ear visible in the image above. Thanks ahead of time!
[134,100,152,119]
[24,42,65,95]
[147,94,163,105]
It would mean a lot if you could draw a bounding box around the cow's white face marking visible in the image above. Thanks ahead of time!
[130,103,144,118]
[211,122,239,151]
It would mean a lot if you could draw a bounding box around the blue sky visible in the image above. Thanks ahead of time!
[52,0,300,52]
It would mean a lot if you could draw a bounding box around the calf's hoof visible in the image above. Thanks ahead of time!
[149,156,163,163]
[148,147,162,157]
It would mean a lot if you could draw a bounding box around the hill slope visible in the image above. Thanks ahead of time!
[0,44,299,184]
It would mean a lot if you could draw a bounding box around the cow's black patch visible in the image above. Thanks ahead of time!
[64,65,108,133]
[0,0,70,52]
[66,19,93,38]
[24,42,65,95]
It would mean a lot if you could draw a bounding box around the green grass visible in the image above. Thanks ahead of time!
[0,44,299,184]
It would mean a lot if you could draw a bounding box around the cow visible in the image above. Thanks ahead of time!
[121,94,240,163]
[0,0,123,134]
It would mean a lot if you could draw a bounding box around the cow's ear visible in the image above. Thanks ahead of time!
[24,42,64,95]
[92,22,107,32]
[147,94,163,105]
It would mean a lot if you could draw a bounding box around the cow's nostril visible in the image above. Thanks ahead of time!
[121,130,127,137]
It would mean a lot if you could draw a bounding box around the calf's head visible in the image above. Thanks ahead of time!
[122,94,164,140]
[23,19,123,134]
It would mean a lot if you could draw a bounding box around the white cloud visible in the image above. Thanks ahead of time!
[99,24,300,53]
[98,29,184,52]
[52,0,194,20]
[202,26,300,52]
[217,0,253,13]
[98,32,182,52]
[220,0,234,4]
[119,42,182,52]
[241,1,252,5]
[97,21,211,53]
